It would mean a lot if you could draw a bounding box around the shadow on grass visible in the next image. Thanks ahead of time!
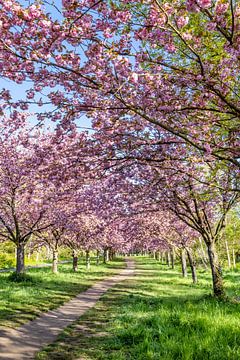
[36,260,240,360]
[36,286,240,360]
[0,261,125,328]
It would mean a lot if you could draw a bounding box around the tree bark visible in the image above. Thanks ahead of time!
[171,248,175,269]
[96,249,100,265]
[199,237,208,269]
[166,251,171,267]
[207,242,225,297]
[86,250,90,270]
[52,248,58,274]
[16,243,25,274]
[103,248,109,263]
[109,248,114,261]
[186,248,197,284]
[180,249,188,278]
[232,248,236,268]
[72,249,78,272]
[46,245,51,260]
[160,252,164,264]
[225,240,231,268]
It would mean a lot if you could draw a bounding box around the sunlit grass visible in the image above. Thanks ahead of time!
[0,258,125,328]
[36,257,240,360]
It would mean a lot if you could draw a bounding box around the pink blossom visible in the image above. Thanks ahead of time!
[197,0,212,8]
[177,16,189,28]
[215,2,229,15]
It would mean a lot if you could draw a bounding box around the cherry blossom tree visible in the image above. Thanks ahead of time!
[0,0,239,171]
[0,0,239,298]
[153,163,239,296]
[0,116,55,274]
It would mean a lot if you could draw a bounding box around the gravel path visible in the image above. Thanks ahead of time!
[0,259,135,360]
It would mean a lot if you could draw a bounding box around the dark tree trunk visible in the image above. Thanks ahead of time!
[52,248,58,274]
[186,248,197,284]
[180,249,188,277]
[207,242,225,297]
[16,243,25,274]
[171,248,175,269]
[109,248,114,261]
[86,250,90,270]
[72,249,78,272]
[103,249,106,264]
[96,250,100,265]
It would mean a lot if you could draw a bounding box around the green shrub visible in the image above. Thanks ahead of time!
[0,253,15,268]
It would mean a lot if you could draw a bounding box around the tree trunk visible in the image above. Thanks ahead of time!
[171,248,175,269]
[186,248,197,284]
[16,243,25,274]
[207,242,225,297]
[86,250,90,270]
[199,237,208,269]
[109,248,114,261]
[225,240,231,268]
[103,248,109,263]
[166,251,171,267]
[160,252,164,264]
[46,245,51,260]
[52,248,58,274]
[180,249,187,278]
[232,248,236,268]
[72,249,78,272]
[96,250,100,265]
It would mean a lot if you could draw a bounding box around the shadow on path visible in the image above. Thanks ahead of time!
[0,260,135,360]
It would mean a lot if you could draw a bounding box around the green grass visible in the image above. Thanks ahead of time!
[0,258,125,328]
[36,257,240,360]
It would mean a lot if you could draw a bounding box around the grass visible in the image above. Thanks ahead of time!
[0,258,125,328]
[36,257,240,360]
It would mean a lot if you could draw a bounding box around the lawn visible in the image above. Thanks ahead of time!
[36,257,240,360]
[0,258,125,328]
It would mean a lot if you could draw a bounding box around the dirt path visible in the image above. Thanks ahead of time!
[0,259,135,360]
